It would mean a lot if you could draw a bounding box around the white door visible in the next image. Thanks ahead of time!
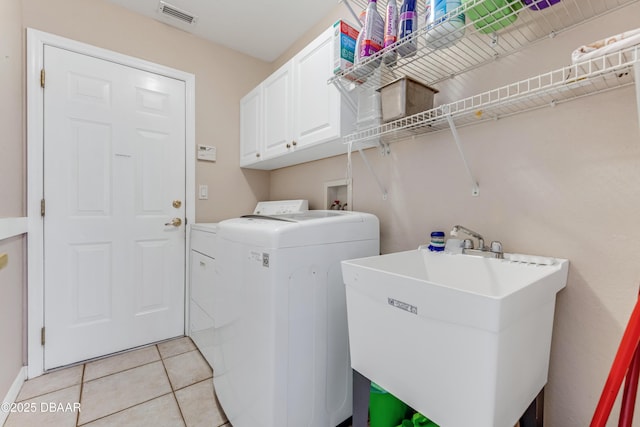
[43,45,186,370]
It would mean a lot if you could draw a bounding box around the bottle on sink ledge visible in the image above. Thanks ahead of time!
[427,231,445,251]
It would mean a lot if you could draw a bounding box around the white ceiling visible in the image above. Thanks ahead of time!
[107,0,341,62]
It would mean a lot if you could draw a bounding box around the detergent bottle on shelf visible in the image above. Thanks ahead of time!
[353,8,367,66]
[351,8,368,80]
[397,0,418,57]
[358,0,385,71]
[424,0,465,50]
[383,0,399,66]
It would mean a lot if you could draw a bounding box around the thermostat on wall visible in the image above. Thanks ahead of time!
[197,145,216,162]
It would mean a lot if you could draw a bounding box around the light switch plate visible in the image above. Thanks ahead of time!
[197,145,216,161]
[199,185,208,200]
[0,253,7,270]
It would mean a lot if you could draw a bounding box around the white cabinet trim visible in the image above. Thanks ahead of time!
[0,218,28,241]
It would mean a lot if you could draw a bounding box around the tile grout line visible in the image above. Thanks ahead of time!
[159,344,189,427]
[75,392,176,427]
[76,344,179,426]
[12,338,197,427]
[160,347,198,361]
[75,364,85,427]
[173,376,213,393]
[83,358,161,384]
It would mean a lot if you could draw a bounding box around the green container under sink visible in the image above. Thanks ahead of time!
[463,0,523,34]
[370,382,408,427]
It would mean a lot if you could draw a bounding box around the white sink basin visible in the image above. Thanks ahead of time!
[341,249,568,427]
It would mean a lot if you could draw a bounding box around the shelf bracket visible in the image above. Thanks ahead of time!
[341,0,362,29]
[333,78,358,115]
[445,113,480,197]
[358,147,388,200]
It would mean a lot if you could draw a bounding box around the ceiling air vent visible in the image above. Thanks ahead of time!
[157,1,198,25]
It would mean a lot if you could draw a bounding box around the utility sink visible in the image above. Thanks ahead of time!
[341,249,568,427]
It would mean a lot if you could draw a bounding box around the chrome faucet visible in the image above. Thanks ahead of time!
[450,225,485,250]
[450,225,503,259]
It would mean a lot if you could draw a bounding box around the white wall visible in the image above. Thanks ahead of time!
[4,0,640,425]
[1,0,275,396]
[0,0,26,406]
[270,4,640,426]
[20,0,273,223]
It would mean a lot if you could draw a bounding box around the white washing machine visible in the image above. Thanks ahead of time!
[189,200,309,367]
[212,210,379,427]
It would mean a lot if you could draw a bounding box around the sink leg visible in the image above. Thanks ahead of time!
[520,388,544,427]
[352,370,370,427]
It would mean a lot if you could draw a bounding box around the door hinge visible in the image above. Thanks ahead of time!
[40,69,45,88]
[41,327,45,346]
[40,199,45,217]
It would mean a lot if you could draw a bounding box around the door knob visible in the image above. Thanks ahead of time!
[172,200,182,209]
[165,218,182,227]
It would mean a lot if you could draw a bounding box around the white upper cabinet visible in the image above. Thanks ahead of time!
[239,85,262,166]
[263,61,294,160]
[294,26,347,148]
[240,25,356,170]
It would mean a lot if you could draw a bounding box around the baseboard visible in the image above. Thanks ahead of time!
[0,366,27,426]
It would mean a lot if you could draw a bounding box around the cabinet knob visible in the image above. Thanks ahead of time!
[286,143,291,149]
[256,153,261,158]
[292,141,297,146]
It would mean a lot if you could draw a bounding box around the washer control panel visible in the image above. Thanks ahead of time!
[253,200,309,215]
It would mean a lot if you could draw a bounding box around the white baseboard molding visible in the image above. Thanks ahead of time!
[0,366,27,426]
[0,218,28,241]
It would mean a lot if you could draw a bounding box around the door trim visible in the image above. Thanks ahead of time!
[26,28,196,378]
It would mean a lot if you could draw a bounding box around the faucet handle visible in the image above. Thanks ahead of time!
[463,239,474,249]
[490,241,503,253]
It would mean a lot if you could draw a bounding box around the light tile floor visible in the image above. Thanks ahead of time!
[4,337,229,427]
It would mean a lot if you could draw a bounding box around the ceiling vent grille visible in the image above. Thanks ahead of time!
[157,1,198,25]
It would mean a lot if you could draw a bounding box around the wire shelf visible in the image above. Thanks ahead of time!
[333,0,639,90]
[345,44,639,146]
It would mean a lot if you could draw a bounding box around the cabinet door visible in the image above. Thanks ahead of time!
[189,250,215,365]
[239,85,262,166]
[263,61,294,159]
[293,26,340,148]
[190,250,216,318]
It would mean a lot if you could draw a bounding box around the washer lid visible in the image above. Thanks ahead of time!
[219,211,379,248]
[242,211,345,222]
[191,222,218,233]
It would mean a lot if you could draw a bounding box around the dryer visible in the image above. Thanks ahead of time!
[189,223,218,367]
[212,210,379,427]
